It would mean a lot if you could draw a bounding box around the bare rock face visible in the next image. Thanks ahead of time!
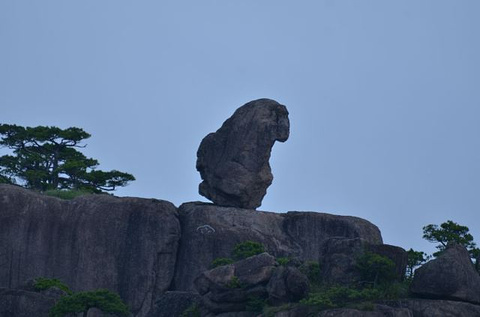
[172,202,384,291]
[145,291,202,317]
[410,243,480,304]
[196,98,290,209]
[0,184,181,317]
[0,288,57,317]
[386,299,480,317]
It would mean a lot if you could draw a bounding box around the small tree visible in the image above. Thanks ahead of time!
[232,241,265,260]
[0,124,134,193]
[423,220,478,256]
[356,252,396,288]
[405,249,429,279]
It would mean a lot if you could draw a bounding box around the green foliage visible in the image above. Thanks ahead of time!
[226,276,242,289]
[300,285,381,309]
[300,279,410,312]
[406,248,429,279]
[49,289,129,317]
[356,252,396,287]
[180,303,201,317]
[44,189,93,200]
[232,241,265,260]
[299,261,322,287]
[276,257,291,266]
[423,220,478,257]
[33,277,72,295]
[0,124,135,193]
[262,304,293,317]
[245,295,267,312]
[210,257,234,268]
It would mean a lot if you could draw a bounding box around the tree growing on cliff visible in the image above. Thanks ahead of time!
[423,220,480,272]
[0,124,135,192]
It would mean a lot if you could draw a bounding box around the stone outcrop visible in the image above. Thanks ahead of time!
[172,202,385,291]
[194,253,308,315]
[196,98,290,209]
[410,243,480,304]
[0,184,181,316]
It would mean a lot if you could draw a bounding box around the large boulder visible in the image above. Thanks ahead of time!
[194,253,308,315]
[172,202,383,291]
[0,184,181,316]
[196,98,290,209]
[410,243,480,304]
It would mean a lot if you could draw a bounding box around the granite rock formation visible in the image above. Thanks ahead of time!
[172,202,386,291]
[0,184,181,316]
[410,243,480,304]
[194,253,308,315]
[196,98,290,209]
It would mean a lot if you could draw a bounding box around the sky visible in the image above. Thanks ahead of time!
[1,1,479,256]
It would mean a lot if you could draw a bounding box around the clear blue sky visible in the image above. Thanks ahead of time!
[1,1,479,256]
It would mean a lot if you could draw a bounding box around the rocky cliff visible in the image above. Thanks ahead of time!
[0,184,411,316]
[1,99,479,316]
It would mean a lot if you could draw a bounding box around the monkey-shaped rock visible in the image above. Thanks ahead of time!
[196,98,289,209]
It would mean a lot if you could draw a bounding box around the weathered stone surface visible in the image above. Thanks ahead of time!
[283,212,383,261]
[386,299,480,317]
[173,202,384,291]
[267,266,309,305]
[145,291,202,317]
[196,98,290,209]
[0,288,56,317]
[234,253,277,286]
[0,184,181,316]
[410,243,480,304]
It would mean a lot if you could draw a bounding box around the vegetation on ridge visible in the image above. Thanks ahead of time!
[0,124,135,193]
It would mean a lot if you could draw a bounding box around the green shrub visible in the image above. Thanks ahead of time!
[181,303,201,317]
[232,241,265,260]
[300,285,380,309]
[299,261,321,286]
[210,257,234,268]
[49,289,130,317]
[245,295,267,312]
[226,276,242,289]
[356,252,396,287]
[44,189,93,200]
[34,277,72,295]
[276,257,291,266]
